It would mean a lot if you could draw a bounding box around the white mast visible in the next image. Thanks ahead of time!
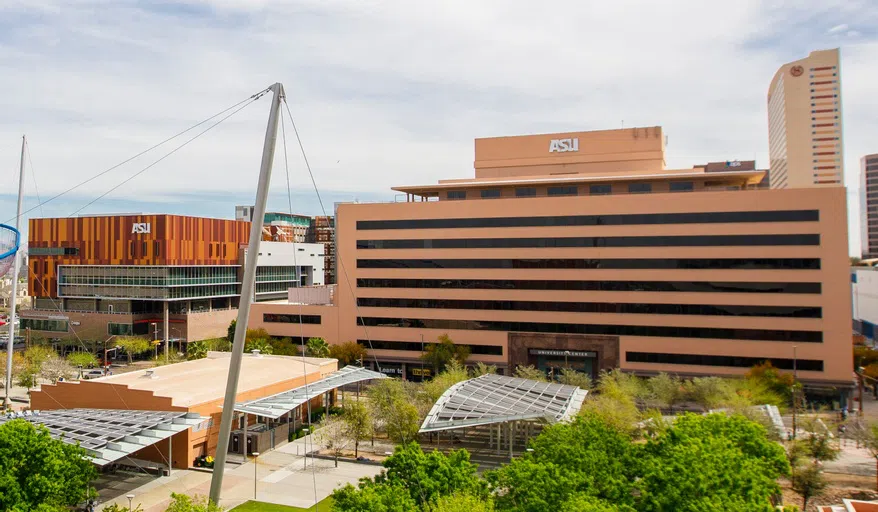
[5,135,26,408]
[209,83,285,504]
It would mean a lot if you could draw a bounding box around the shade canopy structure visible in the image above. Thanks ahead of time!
[0,408,203,466]
[420,374,588,433]
[0,223,19,277]
[233,365,387,419]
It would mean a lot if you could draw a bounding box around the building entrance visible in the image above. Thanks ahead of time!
[530,349,596,381]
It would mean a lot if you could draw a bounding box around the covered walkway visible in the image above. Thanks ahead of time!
[228,365,386,457]
[420,374,587,460]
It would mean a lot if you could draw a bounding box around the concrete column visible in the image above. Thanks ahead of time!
[244,412,249,457]
[508,422,513,461]
[163,301,169,362]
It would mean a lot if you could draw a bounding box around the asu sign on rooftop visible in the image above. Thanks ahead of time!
[549,138,579,153]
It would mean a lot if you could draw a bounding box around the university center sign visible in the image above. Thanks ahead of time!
[548,137,579,153]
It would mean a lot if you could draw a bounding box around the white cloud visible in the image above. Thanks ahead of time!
[828,23,849,33]
[0,0,876,254]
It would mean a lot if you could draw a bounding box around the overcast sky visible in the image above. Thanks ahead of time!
[0,0,876,254]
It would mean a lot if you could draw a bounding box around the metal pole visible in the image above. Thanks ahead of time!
[163,302,169,363]
[792,345,797,439]
[209,83,284,505]
[5,135,26,409]
[168,433,173,476]
[253,452,259,500]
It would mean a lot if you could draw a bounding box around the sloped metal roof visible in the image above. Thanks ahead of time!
[0,409,203,466]
[420,374,588,433]
[234,365,387,419]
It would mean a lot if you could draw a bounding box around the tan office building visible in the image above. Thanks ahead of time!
[861,154,878,258]
[767,48,843,188]
[252,127,852,393]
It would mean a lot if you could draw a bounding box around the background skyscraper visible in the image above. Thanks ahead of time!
[861,154,878,258]
[767,49,843,189]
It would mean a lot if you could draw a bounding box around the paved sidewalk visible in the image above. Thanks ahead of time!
[98,448,382,511]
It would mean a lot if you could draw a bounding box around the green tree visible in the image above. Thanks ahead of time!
[488,414,639,512]
[306,337,331,358]
[17,346,56,387]
[185,338,230,361]
[421,334,469,373]
[558,367,592,389]
[512,365,547,382]
[422,360,470,403]
[746,361,797,401]
[227,319,236,342]
[343,402,373,458]
[685,376,739,411]
[385,400,420,445]
[329,341,368,367]
[116,336,151,364]
[164,492,224,511]
[560,494,633,512]
[374,443,488,507]
[428,493,495,512]
[0,419,97,511]
[597,369,649,402]
[367,379,421,444]
[579,393,642,435]
[790,462,827,511]
[647,373,684,411]
[637,413,790,512]
[331,482,418,512]
[471,362,497,377]
[244,337,273,355]
[66,351,98,369]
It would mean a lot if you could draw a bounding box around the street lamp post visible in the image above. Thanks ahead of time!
[301,429,309,469]
[126,494,135,510]
[253,452,260,500]
[792,345,797,440]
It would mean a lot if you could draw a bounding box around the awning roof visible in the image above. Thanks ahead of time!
[420,374,588,433]
[0,409,203,466]
[234,365,387,419]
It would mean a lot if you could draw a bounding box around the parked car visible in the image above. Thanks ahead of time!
[81,370,106,380]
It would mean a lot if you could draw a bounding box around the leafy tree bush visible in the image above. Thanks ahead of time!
[226,319,236,342]
[306,337,330,358]
[40,355,75,383]
[745,362,796,401]
[116,337,151,364]
[790,462,827,511]
[329,341,368,367]
[422,334,469,372]
[422,360,469,403]
[428,492,495,512]
[559,367,592,389]
[647,373,684,411]
[343,401,373,457]
[164,492,224,511]
[0,419,97,511]
[367,379,421,444]
[317,414,349,467]
[66,351,98,369]
[186,338,230,360]
[512,365,546,382]
[244,337,273,355]
[331,482,417,511]
[371,443,487,507]
[471,362,497,377]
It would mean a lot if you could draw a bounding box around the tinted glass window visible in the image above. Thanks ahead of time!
[670,181,694,192]
[626,352,823,371]
[356,278,821,294]
[628,183,652,194]
[357,317,823,343]
[356,258,821,270]
[357,297,821,318]
[356,234,820,250]
[356,210,820,230]
[263,314,321,324]
[515,187,537,197]
[357,339,502,355]
[548,186,577,196]
[480,189,501,199]
[447,191,466,200]
[590,184,612,195]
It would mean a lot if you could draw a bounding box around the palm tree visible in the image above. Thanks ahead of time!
[306,337,330,358]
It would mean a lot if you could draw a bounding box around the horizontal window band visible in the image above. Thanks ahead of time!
[357,339,502,356]
[356,278,821,294]
[626,351,823,371]
[357,317,823,343]
[356,258,821,270]
[356,297,822,318]
[357,234,820,250]
[357,210,819,231]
